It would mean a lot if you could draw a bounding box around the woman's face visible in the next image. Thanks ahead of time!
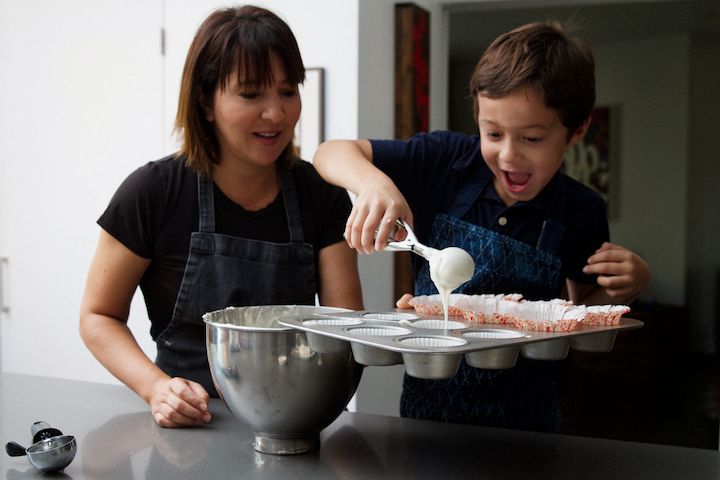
[203,54,301,170]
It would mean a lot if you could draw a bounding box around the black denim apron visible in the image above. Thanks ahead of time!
[155,165,316,397]
[402,168,567,432]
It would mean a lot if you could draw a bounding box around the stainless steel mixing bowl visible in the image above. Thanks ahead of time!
[203,305,359,455]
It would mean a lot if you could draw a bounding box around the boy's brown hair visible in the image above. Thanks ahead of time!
[174,6,305,175]
[470,21,595,135]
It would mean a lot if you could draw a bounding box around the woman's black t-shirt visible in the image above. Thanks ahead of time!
[98,155,352,339]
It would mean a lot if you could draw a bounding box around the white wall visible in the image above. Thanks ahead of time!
[0,0,165,380]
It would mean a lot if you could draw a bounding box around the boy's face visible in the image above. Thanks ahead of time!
[477,86,588,206]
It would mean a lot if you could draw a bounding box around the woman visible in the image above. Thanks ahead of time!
[80,6,363,428]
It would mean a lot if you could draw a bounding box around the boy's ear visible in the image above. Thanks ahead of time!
[567,117,591,147]
[200,94,214,122]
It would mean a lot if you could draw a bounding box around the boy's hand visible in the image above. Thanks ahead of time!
[345,178,413,254]
[583,242,650,304]
[396,293,414,309]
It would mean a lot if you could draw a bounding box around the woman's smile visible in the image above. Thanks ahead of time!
[254,131,283,145]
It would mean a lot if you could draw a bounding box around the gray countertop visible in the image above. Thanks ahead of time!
[1,372,718,479]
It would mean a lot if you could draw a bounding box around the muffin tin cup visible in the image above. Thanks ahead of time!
[410,319,470,330]
[351,343,403,366]
[359,312,421,322]
[300,317,364,354]
[396,335,468,379]
[306,332,351,354]
[461,329,527,369]
[402,352,464,379]
[465,346,520,369]
[520,338,571,360]
[346,325,413,366]
[570,331,617,352]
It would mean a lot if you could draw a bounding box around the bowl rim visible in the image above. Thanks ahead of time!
[203,305,352,332]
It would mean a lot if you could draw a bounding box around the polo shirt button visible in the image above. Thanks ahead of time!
[498,216,508,226]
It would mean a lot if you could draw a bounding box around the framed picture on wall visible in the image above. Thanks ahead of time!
[294,67,324,162]
[563,106,621,219]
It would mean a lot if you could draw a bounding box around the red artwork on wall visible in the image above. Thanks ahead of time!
[395,3,430,140]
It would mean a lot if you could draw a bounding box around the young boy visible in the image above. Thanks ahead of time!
[313,22,649,433]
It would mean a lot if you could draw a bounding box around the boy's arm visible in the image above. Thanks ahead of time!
[313,139,413,254]
[567,242,650,306]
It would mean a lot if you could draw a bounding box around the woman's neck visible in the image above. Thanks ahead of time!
[211,161,281,212]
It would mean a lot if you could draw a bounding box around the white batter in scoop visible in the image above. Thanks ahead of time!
[381,220,474,326]
[428,247,475,326]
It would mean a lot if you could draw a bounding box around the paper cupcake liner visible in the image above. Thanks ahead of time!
[581,305,631,325]
[512,318,578,332]
[409,294,466,316]
[408,293,628,332]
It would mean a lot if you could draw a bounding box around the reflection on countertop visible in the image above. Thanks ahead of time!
[2,372,719,479]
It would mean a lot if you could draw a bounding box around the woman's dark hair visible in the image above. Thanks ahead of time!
[470,21,595,136]
[174,5,305,174]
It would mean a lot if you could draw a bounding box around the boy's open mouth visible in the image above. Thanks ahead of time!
[504,171,531,191]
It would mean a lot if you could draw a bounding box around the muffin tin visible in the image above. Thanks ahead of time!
[278,310,643,379]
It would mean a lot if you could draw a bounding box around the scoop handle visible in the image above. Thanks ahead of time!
[381,219,438,260]
[31,421,63,443]
[5,442,27,457]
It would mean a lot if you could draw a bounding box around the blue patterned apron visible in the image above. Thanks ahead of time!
[402,168,567,432]
[155,165,316,396]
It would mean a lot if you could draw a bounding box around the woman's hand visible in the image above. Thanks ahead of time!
[148,377,212,428]
[583,242,650,304]
[81,230,211,428]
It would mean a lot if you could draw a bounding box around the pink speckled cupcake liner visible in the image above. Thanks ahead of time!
[408,293,629,332]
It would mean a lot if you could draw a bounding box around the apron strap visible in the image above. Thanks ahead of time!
[447,167,492,219]
[197,173,215,233]
[536,173,566,255]
[196,165,305,243]
[277,164,305,244]
[536,219,565,255]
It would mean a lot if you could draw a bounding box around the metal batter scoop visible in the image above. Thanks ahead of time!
[381,220,438,260]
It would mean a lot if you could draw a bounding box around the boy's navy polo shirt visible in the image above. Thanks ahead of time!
[370,130,608,286]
